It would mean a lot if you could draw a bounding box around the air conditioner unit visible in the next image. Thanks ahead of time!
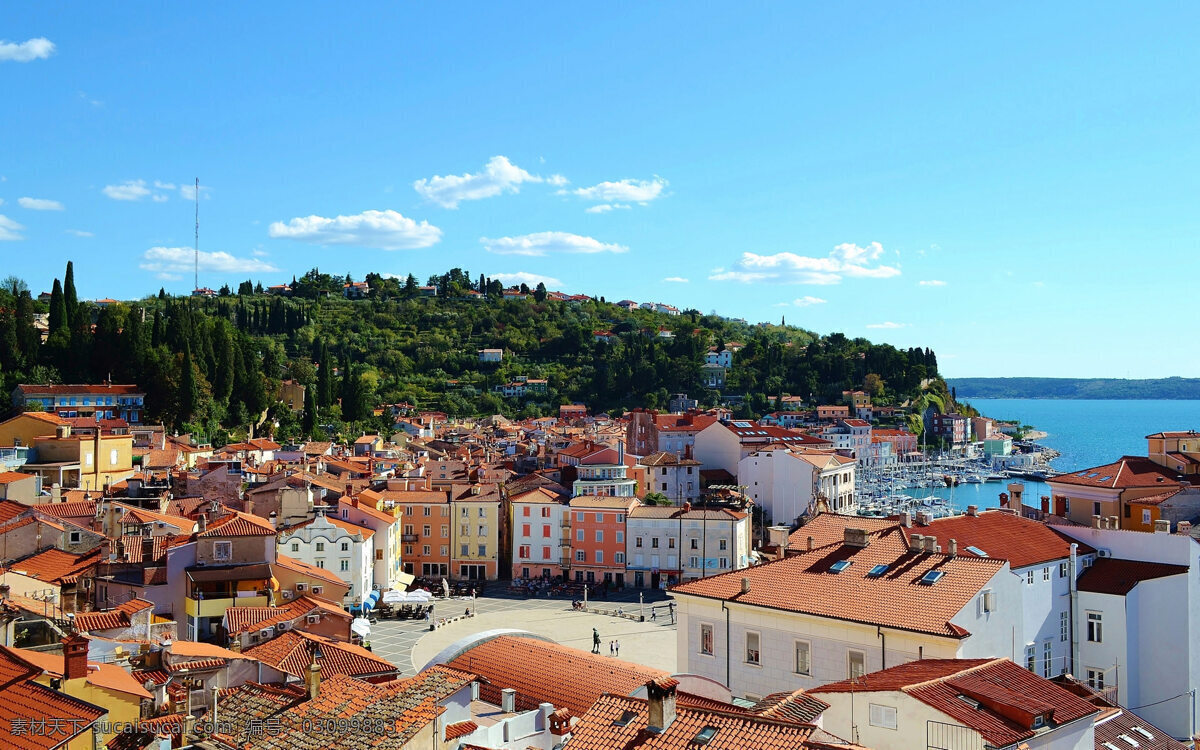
[372,584,380,590]
[311,586,323,595]
[306,614,320,624]
[260,627,273,638]
[1097,549,1113,558]
[295,583,307,591]
[276,621,292,631]
[280,590,292,600]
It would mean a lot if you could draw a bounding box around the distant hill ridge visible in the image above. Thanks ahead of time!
[947,376,1200,400]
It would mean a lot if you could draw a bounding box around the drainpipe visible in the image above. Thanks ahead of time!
[1069,543,1079,675]
[721,601,731,688]
[877,625,886,670]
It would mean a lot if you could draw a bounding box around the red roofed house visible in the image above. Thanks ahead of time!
[810,658,1099,750]
[1046,455,1184,530]
[0,641,106,749]
[670,514,1023,702]
[12,383,146,423]
[693,419,833,477]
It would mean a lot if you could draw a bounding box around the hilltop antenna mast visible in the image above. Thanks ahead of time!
[194,177,200,291]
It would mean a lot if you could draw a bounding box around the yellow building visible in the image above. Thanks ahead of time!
[1146,430,1200,476]
[17,635,151,745]
[0,410,69,448]
[25,429,134,490]
[450,484,503,581]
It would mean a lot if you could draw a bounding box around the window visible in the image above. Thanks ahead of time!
[440,545,448,556]
[478,544,487,556]
[1059,610,1070,642]
[699,623,714,655]
[291,542,300,552]
[848,650,866,679]
[213,541,232,561]
[1087,612,1103,643]
[868,704,898,730]
[460,544,469,556]
[616,514,624,523]
[1043,566,1050,581]
[423,545,431,555]
[1086,667,1105,691]
[375,549,383,561]
[478,525,487,537]
[460,524,469,536]
[478,508,486,518]
[340,559,349,572]
[441,525,448,537]
[1093,501,1102,518]
[519,545,530,559]
[424,525,432,536]
[542,546,551,560]
[595,530,604,542]
[1059,562,1068,578]
[576,550,585,561]
[595,550,603,563]
[315,559,325,568]
[1026,570,1034,585]
[689,556,699,568]
[690,539,698,550]
[719,539,727,551]
[341,542,349,552]
[542,524,550,537]
[668,538,676,549]
[69,531,81,544]
[1143,509,1152,524]
[110,448,118,466]
[522,524,531,536]
[615,552,625,563]
[637,537,644,548]
[522,506,530,517]
[1025,645,1036,672]
[576,512,584,522]
[794,641,811,675]
[595,513,604,522]
[424,506,431,516]
[616,531,624,543]
[576,529,584,541]
[1043,640,1053,678]
[745,632,760,665]
[404,524,414,535]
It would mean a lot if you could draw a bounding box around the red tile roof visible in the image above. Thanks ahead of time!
[34,499,97,521]
[274,554,348,587]
[0,647,106,749]
[73,597,153,632]
[242,629,397,680]
[0,472,36,485]
[198,510,276,537]
[748,690,830,724]
[17,383,142,395]
[920,510,1095,569]
[444,720,478,740]
[567,693,836,750]
[1077,558,1189,595]
[814,659,1096,749]
[3,547,101,585]
[676,523,1006,638]
[1048,456,1181,489]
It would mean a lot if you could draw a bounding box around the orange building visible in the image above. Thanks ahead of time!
[567,495,637,586]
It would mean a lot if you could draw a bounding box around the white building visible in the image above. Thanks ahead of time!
[625,505,751,589]
[510,487,568,580]
[336,496,406,592]
[572,462,637,498]
[704,349,733,368]
[811,658,1098,750]
[669,514,1023,702]
[277,509,374,606]
[1053,521,1200,740]
[636,451,701,504]
[693,419,833,477]
[820,419,872,464]
[738,448,856,524]
[477,348,504,363]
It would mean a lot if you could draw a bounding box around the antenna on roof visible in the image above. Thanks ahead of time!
[194,177,200,291]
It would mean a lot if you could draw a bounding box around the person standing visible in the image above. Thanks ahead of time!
[615,640,620,657]
[609,641,615,656]
[592,627,601,654]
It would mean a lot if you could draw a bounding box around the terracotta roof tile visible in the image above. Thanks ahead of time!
[3,547,101,585]
[0,647,106,749]
[242,629,397,680]
[748,690,830,724]
[678,520,1006,638]
[918,510,1095,569]
[198,510,276,537]
[1077,558,1188,595]
[1049,456,1181,489]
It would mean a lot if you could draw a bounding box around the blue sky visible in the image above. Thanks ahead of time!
[2,3,1197,378]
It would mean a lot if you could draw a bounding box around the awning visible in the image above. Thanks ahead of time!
[186,563,273,582]
[361,590,381,612]
[397,571,415,587]
[351,618,371,637]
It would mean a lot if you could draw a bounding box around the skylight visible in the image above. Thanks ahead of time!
[1117,735,1140,748]
[965,546,988,557]
[692,727,719,745]
[919,570,946,585]
[956,694,980,709]
[732,421,752,428]
[867,564,889,577]
[1131,727,1153,739]
[1098,476,1111,482]
[613,710,639,727]
[830,560,853,573]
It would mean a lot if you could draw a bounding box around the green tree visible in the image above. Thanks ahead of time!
[63,261,78,323]
[48,279,66,335]
[302,385,317,435]
[178,343,201,427]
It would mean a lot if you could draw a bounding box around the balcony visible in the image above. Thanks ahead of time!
[559,520,571,528]
[401,534,419,543]
[185,594,268,619]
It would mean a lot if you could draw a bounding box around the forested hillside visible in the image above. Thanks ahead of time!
[0,264,940,445]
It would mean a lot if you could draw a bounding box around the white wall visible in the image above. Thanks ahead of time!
[950,563,1024,662]
[738,450,814,528]
[816,690,973,750]
[693,424,741,476]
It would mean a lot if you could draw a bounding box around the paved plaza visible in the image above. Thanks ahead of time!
[366,587,678,676]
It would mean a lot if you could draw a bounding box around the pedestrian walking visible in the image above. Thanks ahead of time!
[615,640,620,657]
[609,641,615,656]
[651,609,657,621]
[592,627,601,654]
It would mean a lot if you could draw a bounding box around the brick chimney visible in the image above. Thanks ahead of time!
[646,677,678,734]
[843,528,869,548]
[63,633,89,680]
[966,505,978,517]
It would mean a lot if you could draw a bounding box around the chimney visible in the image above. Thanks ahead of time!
[1178,521,1193,536]
[471,681,481,701]
[843,527,869,548]
[63,633,89,681]
[899,512,911,528]
[306,660,321,699]
[1091,515,1102,529]
[1154,519,1171,534]
[51,483,62,503]
[923,536,938,553]
[908,533,922,552]
[501,687,516,713]
[646,677,678,734]
[56,424,70,439]
[767,526,788,551]
[915,511,931,526]
[948,539,958,557]
[740,577,751,595]
[211,686,220,733]
[966,505,978,517]
[806,535,814,552]
[1108,516,1120,529]
[999,493,1009,509]
[198,513,207,533]
[268,511,278,529]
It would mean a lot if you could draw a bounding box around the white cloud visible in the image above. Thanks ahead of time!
[413,156,550,208]
[709,242,900,285]
[18,197,64,211]
[866,321,907,329]
[663,276,689,283]
[151,194,169,203]
[139,247,280,276]
[0,37,55,63]
[480,231,628,257]
[102,180,151,201]
[570,177,668,205]
[180,183,211,200]
[0,215,24,241]
[65,229,94,237]
[585,203,631,214]
[154,181,176,190]
[269,209,441,250]
[918,279,946,287]
[490,272,563,288]
[546,174,569,187]
[784,296,828,307]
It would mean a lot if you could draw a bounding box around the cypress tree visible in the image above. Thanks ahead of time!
[316,340,332,407]
[179,343,199,427]
[302,385,317,435]
[15,291,39,365]
[63,261,78,323]
[48,279,66,335]
[211,320,235,405]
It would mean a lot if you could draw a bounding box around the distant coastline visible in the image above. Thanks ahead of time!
[946,377,1200,400]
